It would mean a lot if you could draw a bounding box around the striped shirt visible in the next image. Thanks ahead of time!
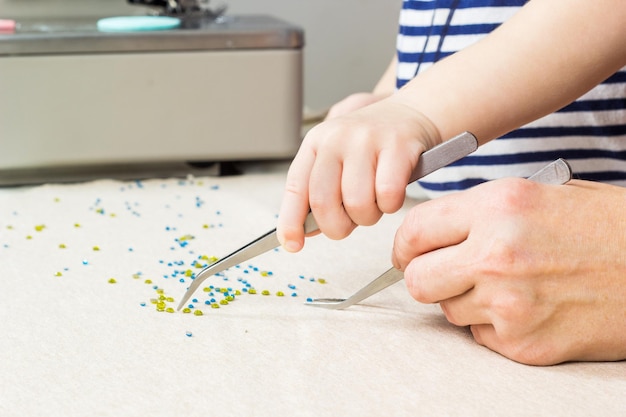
[396,0,626,196]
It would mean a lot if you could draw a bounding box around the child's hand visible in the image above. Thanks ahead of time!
[392,178,626,365]
[277,97,440,252]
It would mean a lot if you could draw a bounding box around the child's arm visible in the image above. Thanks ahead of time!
[277,0,626,251]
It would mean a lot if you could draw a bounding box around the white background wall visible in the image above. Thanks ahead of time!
[0,0,401,110]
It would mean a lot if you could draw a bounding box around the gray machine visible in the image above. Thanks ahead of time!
[0,0,304,183]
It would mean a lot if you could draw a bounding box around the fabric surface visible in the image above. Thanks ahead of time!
[0,168,624,416]
[396,0,626,195]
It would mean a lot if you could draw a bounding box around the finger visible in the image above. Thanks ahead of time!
[341,149,382,226]
[469,324,496,350]
[439,288,491,327]
[392,192,475,270]
[403,242,477,304]
[375,142,421,214]
[277,145,316,252]
[308,149,356,240]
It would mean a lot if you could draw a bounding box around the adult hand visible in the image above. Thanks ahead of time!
[392,178,626,365]
[277,97,440,252]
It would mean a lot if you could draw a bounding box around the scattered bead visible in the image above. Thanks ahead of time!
[93,246,100,251]
[34,224,45,232]
[261,290,270,296]
[185,331,193,337]
[54,272,63,277]
[193,310,203,316]
[276,291,285,297]
[182,308,191,313]
[59,243,66,249]
[108,278,117,284]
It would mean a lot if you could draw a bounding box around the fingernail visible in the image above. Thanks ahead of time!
[283,240,301,253]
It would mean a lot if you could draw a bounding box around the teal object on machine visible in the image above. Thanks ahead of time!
[97,16,181,32]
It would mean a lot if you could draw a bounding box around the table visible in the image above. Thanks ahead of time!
[0,166,623,416]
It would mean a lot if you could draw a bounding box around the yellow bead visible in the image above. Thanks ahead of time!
[165,308,175,313]
[108,278,117,284]
[261,290,270,296]
[318,278,327,284]
[144,279,153,284]
[59,243,66,249]
[93,246,100,251]
[54,272,62,277]
[34,224,45,232]
[248,289,257,295]
[276,291,284,297]
[166,297,174,302]
[260,271,269,277]
[211,303,220,309]
[193,310,203,316]
[182,308,191,313]
[219,299,228,305]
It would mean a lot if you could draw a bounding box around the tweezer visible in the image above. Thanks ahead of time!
[176,131,479,310]
[307,158,573,310]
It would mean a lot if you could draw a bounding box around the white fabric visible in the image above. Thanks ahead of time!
[0,168,624,416]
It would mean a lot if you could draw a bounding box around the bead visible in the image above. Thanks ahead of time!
[261,290,270,296]
[211,303,220,309]
[248,288,257,294]
[182,308,191,313]
[108,278,117,284]
[165,307,175,313]
[193,310,203,316]
[34,224,45,232]
[219,299,228,305]
[54,272,62,277]
[276,291,284,297]
[92,246,100,251]
[144,279,153,284]
[185,331,193,337]
[59,244,67,249]
[318,278,327,284]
